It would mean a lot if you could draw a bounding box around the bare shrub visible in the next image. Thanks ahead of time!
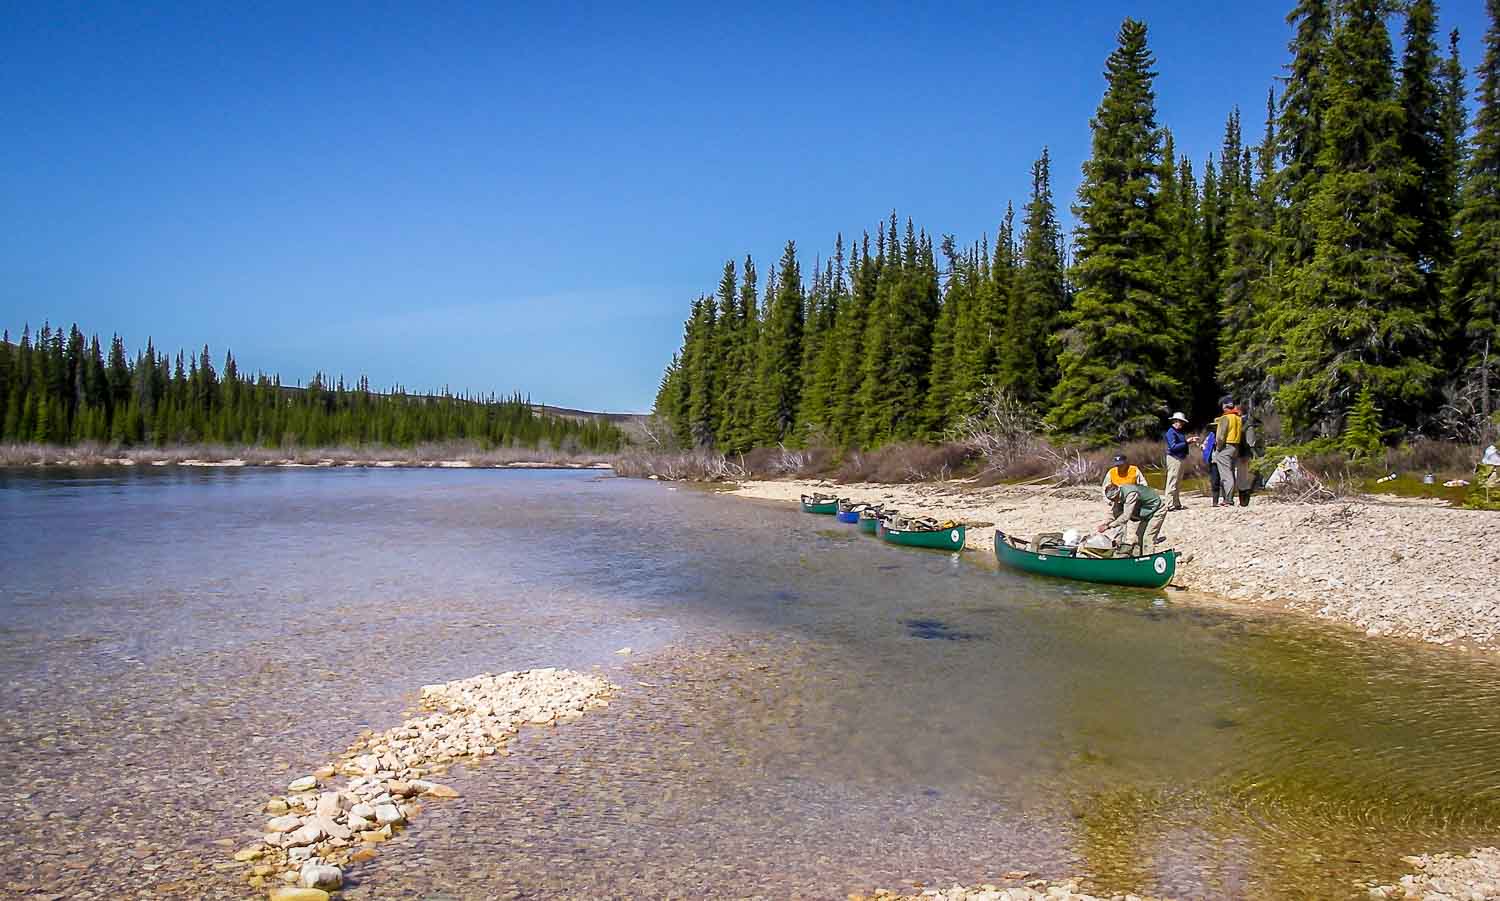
[610,448,746,481]
[947,382,1048,473]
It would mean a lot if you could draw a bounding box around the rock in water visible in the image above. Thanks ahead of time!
[299,862,343,890]
[269,888,330,901]
[374,803,405,826]
[265,814,302,833]
[287,776,318,792]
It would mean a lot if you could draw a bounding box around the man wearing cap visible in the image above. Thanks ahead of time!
[1163,412,1198,511]
[1100,453,1148,499]
[1212,396,1244,507]
[1097,480,1167,557]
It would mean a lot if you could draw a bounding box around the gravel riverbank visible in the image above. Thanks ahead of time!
[732,479,1500,650]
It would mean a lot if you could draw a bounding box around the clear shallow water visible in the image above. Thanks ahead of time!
[2,468,1500,899]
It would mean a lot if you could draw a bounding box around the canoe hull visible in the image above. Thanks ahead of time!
[993,530,1176,588]
[881,524,966,551]
[800,495,839,514]
[858,516,880,534]
[835,510,861,524]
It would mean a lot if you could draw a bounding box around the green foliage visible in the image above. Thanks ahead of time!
[1448,0,1500,400]
[1341,385,1385,458]
[1050,19,1182,442]
[650,3,1497,456]
[1274,0,1437,436]
[754,241,805,445]
[0,322,625,452]
[1003,151,1067,409]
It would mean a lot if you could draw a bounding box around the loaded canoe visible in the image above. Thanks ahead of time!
[993,529,1176,589]
[858,508,884,534]
[800,494,842,515]
[880,521,966,552]
[835,499,871,524]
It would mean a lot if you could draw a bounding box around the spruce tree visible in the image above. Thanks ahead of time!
[1051,19,1181,440]
[1219,90,1282,413]
[727,256,759,451]
[925,235,963,430]
[754,242,804,444]
[1277,0,1333,269]
[832,234,875,445]
[685,296,718,446]
[1006,149,1067,409]
[1275,0,1436,435]
[712,260,739,448]
[1398,0,1453,306]
[1448,0,1500,426]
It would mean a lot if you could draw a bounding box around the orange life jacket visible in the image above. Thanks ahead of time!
[1108,465,1142,486]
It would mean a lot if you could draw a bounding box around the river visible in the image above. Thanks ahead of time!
[2,467,1499,899]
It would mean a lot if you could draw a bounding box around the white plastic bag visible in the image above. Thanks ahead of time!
[1265,455,1304,487]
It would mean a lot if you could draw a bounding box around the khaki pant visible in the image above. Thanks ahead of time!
[1212,444,1238,505]
[1164,455,1184,508]
[1115,506,1167,557]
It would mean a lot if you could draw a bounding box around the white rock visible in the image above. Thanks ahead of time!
[314,792,340,818]
[374,803,405,826]
[267,814,303,833]
[288,776,318,792]
[284,823,323,847]
[315,814,352,841]
[350,801,375,820]
[299,862,343,890]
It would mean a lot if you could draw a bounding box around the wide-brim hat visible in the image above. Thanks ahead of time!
[1219,395,1235,408]
[1169,411,1187,423]
[1111,454,1127,464]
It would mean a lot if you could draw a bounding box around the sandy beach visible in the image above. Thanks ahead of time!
[731,478,1500,651]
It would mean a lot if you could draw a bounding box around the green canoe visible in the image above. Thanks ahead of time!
[879,519,966,551]
[858,509,885,534]
[993,529,1177,589]
[800,494,842,515]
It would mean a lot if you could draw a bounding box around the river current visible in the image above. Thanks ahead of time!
[2,467,1499,899]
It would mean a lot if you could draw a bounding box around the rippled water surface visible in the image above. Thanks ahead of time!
[3,467,1500,899]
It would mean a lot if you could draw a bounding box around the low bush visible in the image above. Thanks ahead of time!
[833,441,975,483]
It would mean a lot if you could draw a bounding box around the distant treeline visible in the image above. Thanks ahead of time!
[655,0,1500,449]
[0,323,625,452]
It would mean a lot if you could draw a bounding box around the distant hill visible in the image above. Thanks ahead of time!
[530,404,648,425]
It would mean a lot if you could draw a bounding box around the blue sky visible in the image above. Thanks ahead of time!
[1,1,1489,411]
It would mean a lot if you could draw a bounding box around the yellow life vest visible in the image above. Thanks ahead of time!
[1222,412,1243,444]
[1108,465,1142,486]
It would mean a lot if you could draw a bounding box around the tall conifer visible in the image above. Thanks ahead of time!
[1006,149,1066,408]
[754,243,804,444]
[1275,0,1436,434]
[1051,19,1180,440]
[1448,0,1500,426]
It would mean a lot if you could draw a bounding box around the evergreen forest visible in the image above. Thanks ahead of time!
[0,323,625,452]
[654,0,1500,451]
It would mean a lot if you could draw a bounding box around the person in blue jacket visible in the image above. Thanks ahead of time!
[1163,412,1198,511]
[1201,429,1219,505]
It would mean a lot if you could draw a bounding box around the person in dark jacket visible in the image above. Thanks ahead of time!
[1163,411,1197,511]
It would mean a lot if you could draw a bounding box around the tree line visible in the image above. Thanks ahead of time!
[655,0,1500,450]
[0,322,625,452]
